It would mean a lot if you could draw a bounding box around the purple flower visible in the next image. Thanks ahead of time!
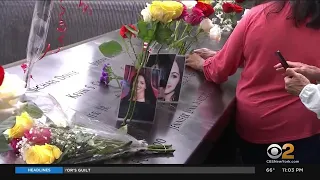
[102,71,108,77]
[100,64,111,85]
[100,72,110,85]
[120,80,125,87]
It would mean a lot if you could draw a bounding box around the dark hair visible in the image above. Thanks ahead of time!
[123,72,156,104]
[170,59,184,102]
[254,0,320,29]
[148,54,176,87]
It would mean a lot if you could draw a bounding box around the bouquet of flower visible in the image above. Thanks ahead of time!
[98,0,248,124]
[3,111,173,164]
[0,69,174,164]
[99,0,248,60]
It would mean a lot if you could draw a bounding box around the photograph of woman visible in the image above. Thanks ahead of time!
[162,56,185,102]
[146,54,185,103]
[147,54,176,99]
[117,65,160,123]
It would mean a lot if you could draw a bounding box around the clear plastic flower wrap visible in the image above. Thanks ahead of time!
[0,91,174,164]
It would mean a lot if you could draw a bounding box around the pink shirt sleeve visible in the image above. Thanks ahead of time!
[203,12,250,84]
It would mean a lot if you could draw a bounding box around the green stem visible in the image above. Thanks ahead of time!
[122,73,139,125]
[129,45,150,121]
[146,149,175,153]
[122,23,158,126]
[109,71,121,88]
[129,38,138,60]
[148,145,172,149]
[169,35,188,49]
[180,24,189,39]
[121,37,135,62]
[183,29,202,54]
[174,20,181,41]
[122,45,150,125]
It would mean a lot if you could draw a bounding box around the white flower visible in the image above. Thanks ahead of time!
[0,72,26,121]
[200,18,214,33]
[181,1,197,9]
[141,3,152,22]
[214,2,223,10]
[209,24,222,42]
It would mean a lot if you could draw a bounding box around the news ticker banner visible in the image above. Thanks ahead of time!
[13,166,314,174]
[15,167,255,174]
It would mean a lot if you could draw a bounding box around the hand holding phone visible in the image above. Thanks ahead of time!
[275,50,289,69]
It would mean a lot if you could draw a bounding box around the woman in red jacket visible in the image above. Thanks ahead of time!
[186,0,320,164]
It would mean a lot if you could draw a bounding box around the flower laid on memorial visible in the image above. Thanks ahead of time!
[0,95,174,164]
[99,63,122,88]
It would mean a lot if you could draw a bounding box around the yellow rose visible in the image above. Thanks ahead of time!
[7,112,34,138]
[24,144,62,164]
[150,1,183,23]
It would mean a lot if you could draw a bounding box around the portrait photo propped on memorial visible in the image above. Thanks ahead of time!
[146,54,186,103]
[117,65,160,124]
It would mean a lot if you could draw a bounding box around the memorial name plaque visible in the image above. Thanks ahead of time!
[2,28,239,164]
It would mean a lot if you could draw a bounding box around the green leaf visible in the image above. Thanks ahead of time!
[0,116,15,134]
[137,20,148,40]
[155,23,173,45]
[99,40,123,57]
[0,135,11,153]
[23,102,43,119]
[54,147,70,164]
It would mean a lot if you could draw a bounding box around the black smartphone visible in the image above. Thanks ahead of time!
[275,50,289,69]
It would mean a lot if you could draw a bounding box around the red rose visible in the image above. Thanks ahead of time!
[222,2,243,13]
[0,66,4,86]
[119,25,137,38]
[235,0,245,3]
[195,2,214,17]
[232,3,244,13]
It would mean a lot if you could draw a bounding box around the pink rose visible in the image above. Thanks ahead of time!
[184,7,204,25]
[24,127,51,145]
[178,3,188,19]
[10,138,22,154]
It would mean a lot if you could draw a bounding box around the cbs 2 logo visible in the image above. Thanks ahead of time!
[267,143,294,159]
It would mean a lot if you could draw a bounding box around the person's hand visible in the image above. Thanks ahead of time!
[186,53,205,72]
[193,48,217,59]
[274,61,320,82]
[284,68,311,96]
